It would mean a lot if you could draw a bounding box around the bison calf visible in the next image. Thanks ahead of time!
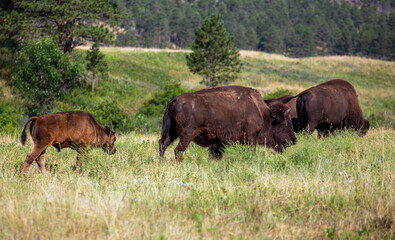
[20,111,116,176]
[159,85,296,159]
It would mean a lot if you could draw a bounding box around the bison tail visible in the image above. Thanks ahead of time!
[296,93,309,131]
[21,117,37,146]
[159,98,178,157]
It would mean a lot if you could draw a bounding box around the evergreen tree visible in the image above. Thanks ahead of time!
[186,14,242,87]
[86,43,108,93]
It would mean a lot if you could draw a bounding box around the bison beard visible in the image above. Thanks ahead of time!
[159,86,296,160]
[20,111,117,176]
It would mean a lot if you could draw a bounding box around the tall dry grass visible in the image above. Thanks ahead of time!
[0,128,394,239]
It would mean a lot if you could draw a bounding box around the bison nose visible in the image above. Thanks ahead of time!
[111,149,117,155]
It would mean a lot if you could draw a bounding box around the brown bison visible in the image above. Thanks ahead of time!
[159,85,296,159]
[20,111,117,176]
[264,95,299,132]
[289,79,370,136]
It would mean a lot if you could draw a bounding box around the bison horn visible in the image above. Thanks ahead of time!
[284,109,290,118]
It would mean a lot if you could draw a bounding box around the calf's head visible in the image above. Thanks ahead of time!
[103,127,117,154]
[258,102,297,152]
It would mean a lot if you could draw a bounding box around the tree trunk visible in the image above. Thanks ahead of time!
[92,73,95,93]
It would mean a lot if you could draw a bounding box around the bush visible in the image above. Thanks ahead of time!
[263,88,295,100]
[138,81,187,117]
[89,99,132,133]
[136,81,187,133]
[9,38,83,116]
[0,101,24,133]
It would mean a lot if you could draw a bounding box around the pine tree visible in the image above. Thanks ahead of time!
[186,14,242,87]
[86,43,108,93]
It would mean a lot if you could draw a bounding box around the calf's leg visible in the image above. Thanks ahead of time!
[35,151,47,174]
[21,145,49,176]
[76,155,83,174]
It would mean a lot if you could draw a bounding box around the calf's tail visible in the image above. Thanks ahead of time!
[21,117,37,146]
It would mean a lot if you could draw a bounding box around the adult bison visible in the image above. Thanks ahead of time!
[292,79,370,136]
[20,111,117,176]
[265,95,300,132]
[159,86,296,159]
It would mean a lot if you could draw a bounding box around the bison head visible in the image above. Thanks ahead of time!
[258,102,297,152]
[103,126,117,154]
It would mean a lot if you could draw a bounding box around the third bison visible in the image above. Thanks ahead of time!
[284,79,370,136]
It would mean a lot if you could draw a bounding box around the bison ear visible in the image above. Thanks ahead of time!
[104,126,111,136]
[281,96,296,104]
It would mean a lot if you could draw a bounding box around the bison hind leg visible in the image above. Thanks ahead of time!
[174,129,200,161]
[159,128,178,158]
[159,134,178,158]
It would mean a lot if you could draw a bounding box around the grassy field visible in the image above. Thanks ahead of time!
[0,129,394,239]
[1,48,394,239]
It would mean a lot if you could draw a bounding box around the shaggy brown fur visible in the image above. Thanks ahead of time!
[159,86,296,159]
[265,95,299,132]
[20,111,116,176]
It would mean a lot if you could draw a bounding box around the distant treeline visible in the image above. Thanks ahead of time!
[114,0,395,60]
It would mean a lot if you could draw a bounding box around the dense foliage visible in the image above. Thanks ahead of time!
[0,0,121,53]
[137,81,188,132]
[114,0,395,60]
[10,38,82,116]
[186,14,242,87]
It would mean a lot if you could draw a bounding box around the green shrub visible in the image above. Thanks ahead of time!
[0,101,24,133]
[138,81,187,117]
[135,81,187,133]
[263,88,295,100]
[89,99,132,133]
[9,38,83,116]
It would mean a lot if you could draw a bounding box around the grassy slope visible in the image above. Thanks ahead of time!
[1,49,394,239]
[102,48,394,127]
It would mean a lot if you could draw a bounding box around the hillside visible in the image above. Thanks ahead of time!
[98,48,395,129]
[1,48,394,133]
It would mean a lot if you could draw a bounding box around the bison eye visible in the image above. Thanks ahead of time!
[272,119,280,126]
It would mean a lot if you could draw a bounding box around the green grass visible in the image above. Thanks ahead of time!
[0,129,394,239]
